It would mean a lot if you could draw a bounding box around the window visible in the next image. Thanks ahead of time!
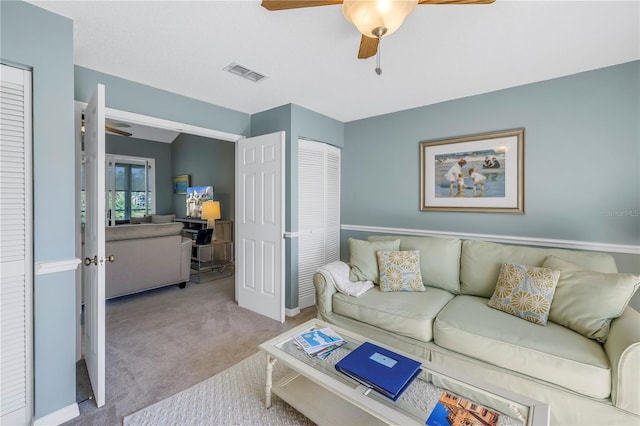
[107,155,155,224]
[79,154,155,225]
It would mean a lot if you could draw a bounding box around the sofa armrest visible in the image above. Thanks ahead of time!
[604,307,640,415]
[313,268,339,316]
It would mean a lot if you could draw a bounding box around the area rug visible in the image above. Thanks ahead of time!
[123,352,314,425]
[125,350,524,426]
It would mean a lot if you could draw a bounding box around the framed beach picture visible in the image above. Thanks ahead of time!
[173,174,190,194]
[420,128,524,213]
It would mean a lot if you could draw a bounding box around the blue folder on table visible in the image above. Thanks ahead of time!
[335,342,422,401]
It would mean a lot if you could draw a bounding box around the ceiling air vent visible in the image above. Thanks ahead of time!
[223,63,267,83]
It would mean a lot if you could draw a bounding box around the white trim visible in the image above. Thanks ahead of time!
[286,307,301,317]
[74,101,243,143]
[32,403,79,426]
[341,224,640,255]
[35,258,82,276]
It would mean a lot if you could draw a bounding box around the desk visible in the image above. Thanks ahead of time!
[190,240,234,283]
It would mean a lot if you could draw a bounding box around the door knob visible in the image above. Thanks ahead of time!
[84,256,97,266]
[106,255,115,263]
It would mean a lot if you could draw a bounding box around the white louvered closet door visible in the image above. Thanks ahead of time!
[298,140,340,309]
[0,64,33,425]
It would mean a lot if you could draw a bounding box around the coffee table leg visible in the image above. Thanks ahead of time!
[265,355,278,408]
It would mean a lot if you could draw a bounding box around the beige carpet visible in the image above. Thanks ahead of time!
[123,352,314,425]
[65,275,316,425]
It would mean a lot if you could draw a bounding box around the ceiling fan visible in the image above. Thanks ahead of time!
[104,121,133,137]
[81,114,133,137]
[261,0,494,74]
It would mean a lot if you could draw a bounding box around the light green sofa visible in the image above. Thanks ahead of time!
[313,236,640,425]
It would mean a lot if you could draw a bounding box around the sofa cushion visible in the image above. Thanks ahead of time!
[369,235,461,293]
[542,256,640,343]
[487,263,560,326]
[434,295,612,399]
[105,222,184,241]
[459,240,618,298]
[348,238,400,284]
[377,250,425,292]
[333,286,454,343]
[151,214,176,223]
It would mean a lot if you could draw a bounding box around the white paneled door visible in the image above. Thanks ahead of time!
[236,132,285,323]
[82,84,106,407]
[0,64,33,426]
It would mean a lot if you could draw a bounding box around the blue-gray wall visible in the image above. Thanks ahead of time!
[1,0,76,418]
[75,66,251,137]
[171,134,235,219]
[251,104,344,310]
[106,134,174,215]
[343,62,639,246]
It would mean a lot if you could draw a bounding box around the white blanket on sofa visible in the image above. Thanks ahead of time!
[318,261,373,297]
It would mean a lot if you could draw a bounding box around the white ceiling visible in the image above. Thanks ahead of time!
[30,0,639,125]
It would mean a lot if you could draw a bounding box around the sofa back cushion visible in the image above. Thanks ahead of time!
[368,235,461,293]
[349,238,400,284]
[542,255,640,342]
[105,222,184,241]
[460,240,619,297]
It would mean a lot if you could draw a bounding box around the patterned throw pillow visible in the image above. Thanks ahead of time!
[488,263,560,326]
[376,250,425,292]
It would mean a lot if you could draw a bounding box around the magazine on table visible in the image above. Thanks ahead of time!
[426,390,501,426]
[293,327,345,355]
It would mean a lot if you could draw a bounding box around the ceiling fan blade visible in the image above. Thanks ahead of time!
[357,35,379,59]
[261,0,343,11]
[106,121,131,128]
[418,0,495,4]
[105,126,133,137]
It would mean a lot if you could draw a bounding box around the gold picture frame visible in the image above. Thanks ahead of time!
[173,174,190,195]
[420,128,524,213]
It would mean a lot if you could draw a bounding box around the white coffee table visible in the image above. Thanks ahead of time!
[259,319,549,426]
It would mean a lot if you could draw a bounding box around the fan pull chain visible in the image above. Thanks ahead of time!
[371,27,386,76]
[375,39,382,75]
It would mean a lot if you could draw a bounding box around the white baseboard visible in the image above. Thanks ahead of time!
[341,224,640,255]
[285,307,301,317]
[33,403,79,426]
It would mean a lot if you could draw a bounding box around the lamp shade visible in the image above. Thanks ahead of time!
[201,200,221,221]
[342,0,417,38]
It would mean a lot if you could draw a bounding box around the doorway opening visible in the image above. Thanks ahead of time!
[74,101,242,405]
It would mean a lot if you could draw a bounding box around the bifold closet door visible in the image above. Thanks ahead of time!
[0,64,34,425]
[298,140,340,309]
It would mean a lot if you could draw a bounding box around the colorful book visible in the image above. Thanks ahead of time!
[426,391,501,426]
[293,327,345,355]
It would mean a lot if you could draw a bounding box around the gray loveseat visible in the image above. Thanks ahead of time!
[313,236,640,425]
[103,222,191,298]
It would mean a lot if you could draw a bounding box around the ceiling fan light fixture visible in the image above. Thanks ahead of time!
[342,0,417,38]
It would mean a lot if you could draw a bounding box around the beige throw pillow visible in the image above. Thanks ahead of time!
[487,263,560,326]
[542,255,640,342]
[349,238,400,284]
[377,250,425,292]
[130,215,152,224]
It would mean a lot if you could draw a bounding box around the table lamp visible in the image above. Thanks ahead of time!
[201,200,221,239]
